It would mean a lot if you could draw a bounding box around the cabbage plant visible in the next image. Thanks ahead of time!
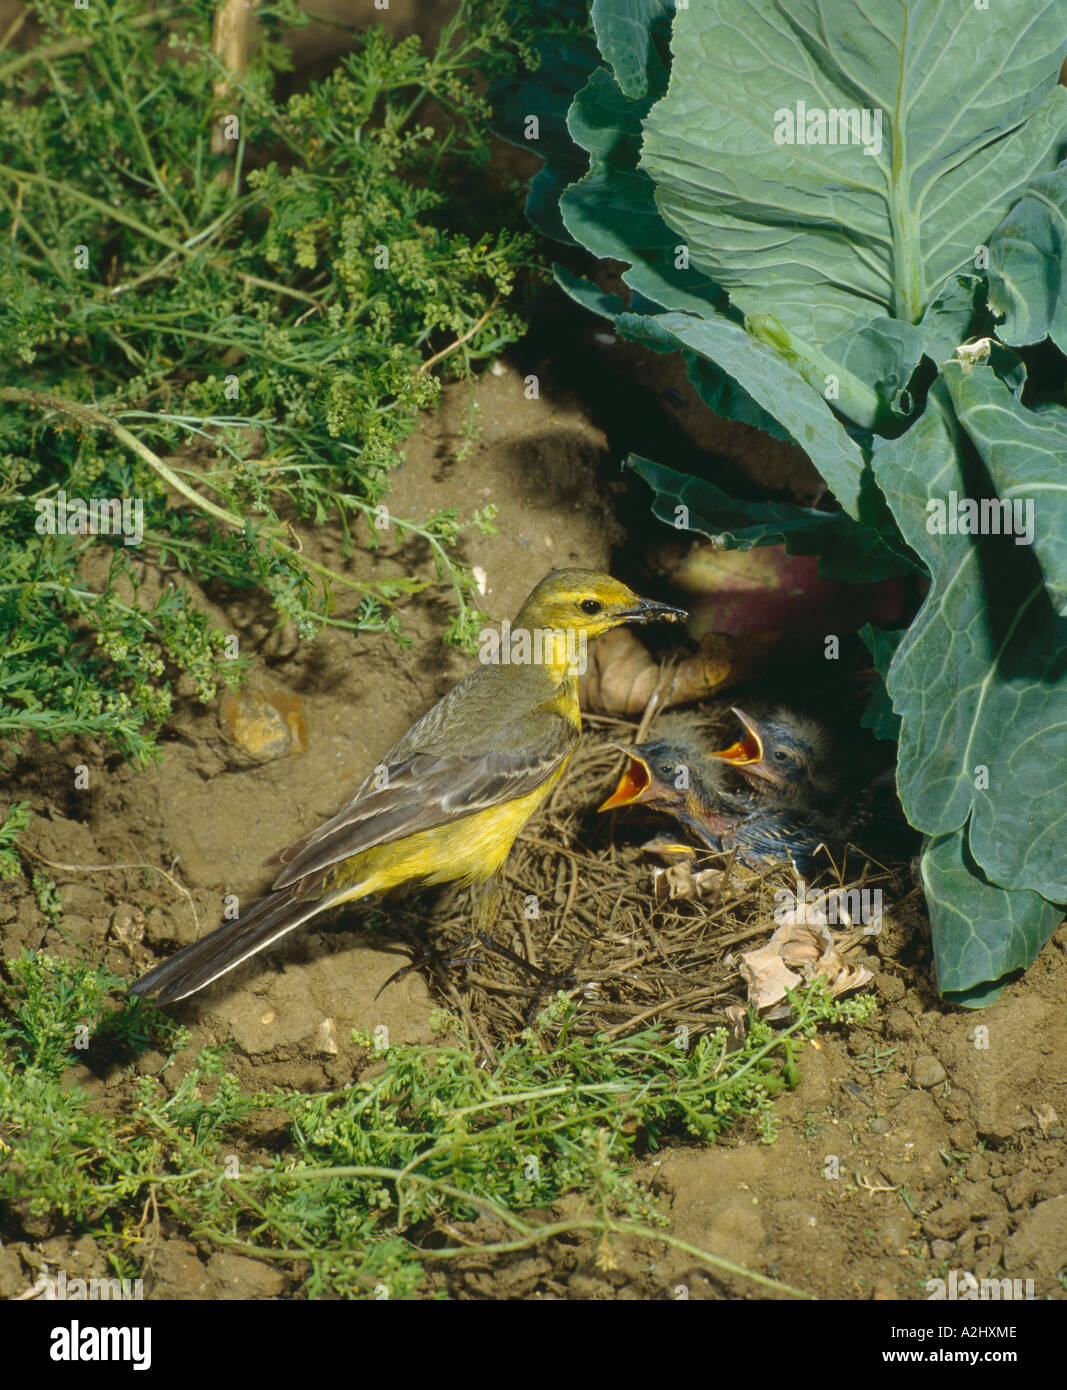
[495,0,1067,1004]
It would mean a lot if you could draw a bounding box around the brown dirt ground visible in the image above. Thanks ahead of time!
[3,348,1066,1302]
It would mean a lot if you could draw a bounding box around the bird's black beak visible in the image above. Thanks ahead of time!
[619,595,688,624]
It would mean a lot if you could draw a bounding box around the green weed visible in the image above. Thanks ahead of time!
[0,950,874,1298]
[1,0,537,764]
[0,801,30,881]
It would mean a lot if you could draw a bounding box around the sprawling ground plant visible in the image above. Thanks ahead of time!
[495,0,1067,1003]
[1,0,533,763]
[0,953,867,1297]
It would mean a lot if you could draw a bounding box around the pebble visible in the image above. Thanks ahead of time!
[911,1055,946,1088]
[219,684,306,760]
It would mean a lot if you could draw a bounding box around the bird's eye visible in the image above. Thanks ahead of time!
[579,598,603,616]
[773,750,789,762]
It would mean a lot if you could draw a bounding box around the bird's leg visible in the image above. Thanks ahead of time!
[374,928,484,999]
[468,879,591,1022]
[472,932,543,979]
[471,874,504,935]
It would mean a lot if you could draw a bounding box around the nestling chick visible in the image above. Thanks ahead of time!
[599,715,838,874]
[707,706,836,806]
[599,729,753,849]
[709,705,913,858]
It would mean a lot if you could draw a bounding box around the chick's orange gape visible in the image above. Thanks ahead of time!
[129,569,686,1006]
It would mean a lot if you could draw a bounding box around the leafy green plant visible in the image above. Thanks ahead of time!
[1,0,533,764]
[0,801,30,881]
[0,951,870,1297]
[494,0,1067,1004]
[0,953,141,1076]
[31,873,62,929]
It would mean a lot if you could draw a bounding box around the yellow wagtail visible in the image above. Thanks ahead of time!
[129,568,686,1003]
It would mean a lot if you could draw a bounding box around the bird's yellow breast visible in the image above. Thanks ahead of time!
[330,758,569,904]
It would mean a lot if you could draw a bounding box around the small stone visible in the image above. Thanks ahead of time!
[869,1116,890,1134]
[109,904,144,947]
[886,1007,920,1040]
[220,683,306,761]
[930,1239,954,1261]
[912,1055,946,1088]
[924,1200,970,1241]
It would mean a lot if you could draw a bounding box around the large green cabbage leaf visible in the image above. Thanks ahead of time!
[642,0,1067,340]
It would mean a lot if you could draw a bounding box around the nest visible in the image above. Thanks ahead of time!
[388,714,902,1056]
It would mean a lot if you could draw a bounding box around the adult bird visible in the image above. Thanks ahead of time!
[130,569,686,1004]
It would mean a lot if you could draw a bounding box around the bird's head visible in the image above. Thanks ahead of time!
[708,707,832,801]
[598,738,713,812]
[514,569,687,640]
[598,737,740,840]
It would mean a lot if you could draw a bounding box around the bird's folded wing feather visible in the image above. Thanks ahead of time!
[270,708,575,890]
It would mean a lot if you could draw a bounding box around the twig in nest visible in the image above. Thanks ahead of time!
[603,987,725,1040]
[633,660,675,743]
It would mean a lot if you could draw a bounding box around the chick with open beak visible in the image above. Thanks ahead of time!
[598,724,837,875]
[706,705,916,861]
[707,707,835,807]
[599,735,750,850]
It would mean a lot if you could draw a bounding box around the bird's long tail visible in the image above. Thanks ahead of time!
[128,882,348,1006]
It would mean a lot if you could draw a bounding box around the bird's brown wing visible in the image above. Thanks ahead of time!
[270,718,576,890]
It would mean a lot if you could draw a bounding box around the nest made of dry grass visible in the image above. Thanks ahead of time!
[387,713,908,1055]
